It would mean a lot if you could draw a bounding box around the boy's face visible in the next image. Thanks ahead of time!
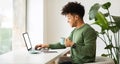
[66,13,78,27]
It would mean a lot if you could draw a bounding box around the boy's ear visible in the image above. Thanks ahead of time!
[75,15,79,20]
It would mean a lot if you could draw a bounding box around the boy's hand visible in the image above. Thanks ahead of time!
[65,38,74,47]
[35,44,49,50]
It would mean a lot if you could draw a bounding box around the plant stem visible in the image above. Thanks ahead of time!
[98,35,110,57]
[103,34,110,56]
[106,30,116,59]
[107,9,119,64]
[118,31,120,51]
[107,9,113,23]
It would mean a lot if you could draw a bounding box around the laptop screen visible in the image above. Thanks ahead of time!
[23,32,32,50]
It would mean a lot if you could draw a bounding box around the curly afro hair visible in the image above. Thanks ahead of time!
[61,2,85,19]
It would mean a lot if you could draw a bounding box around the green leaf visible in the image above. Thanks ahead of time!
[93,12,109,31]
[101,54,111,57]
[109,26,119,33]
[89,3,100,20]
[112,16,120,29]
[102,2,111,9]
[104,44,113,49]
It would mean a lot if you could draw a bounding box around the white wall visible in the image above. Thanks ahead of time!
[44,0,120,56]
[27,0,43,47]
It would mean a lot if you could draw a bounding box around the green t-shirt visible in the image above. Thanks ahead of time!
[49,24,97,64]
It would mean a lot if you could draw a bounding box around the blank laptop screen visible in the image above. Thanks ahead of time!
[23,33,32,50]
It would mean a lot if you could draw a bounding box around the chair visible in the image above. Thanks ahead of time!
[85,56,115,64]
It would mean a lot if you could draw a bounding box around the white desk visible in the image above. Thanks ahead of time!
[0,48,70,64]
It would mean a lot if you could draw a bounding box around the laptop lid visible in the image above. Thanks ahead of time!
[22,32,33,51]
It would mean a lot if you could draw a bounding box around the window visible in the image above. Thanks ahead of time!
[27,0,43,46]
[0,0,13,54]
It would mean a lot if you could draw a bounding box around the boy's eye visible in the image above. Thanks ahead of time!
[68,17,71,19]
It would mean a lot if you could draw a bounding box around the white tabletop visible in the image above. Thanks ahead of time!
[0,48,70,64]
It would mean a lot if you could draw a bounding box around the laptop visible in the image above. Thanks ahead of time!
[22,32,57,54]
[22,32,41,54]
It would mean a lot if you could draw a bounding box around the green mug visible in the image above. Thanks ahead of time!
[59,37,65,45]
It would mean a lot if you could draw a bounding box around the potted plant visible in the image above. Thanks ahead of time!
[89,2,120,64]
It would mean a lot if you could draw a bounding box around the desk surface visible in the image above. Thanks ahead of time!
[0,48,70,64]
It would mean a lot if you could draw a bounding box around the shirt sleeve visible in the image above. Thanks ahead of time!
[49,42,66,49]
